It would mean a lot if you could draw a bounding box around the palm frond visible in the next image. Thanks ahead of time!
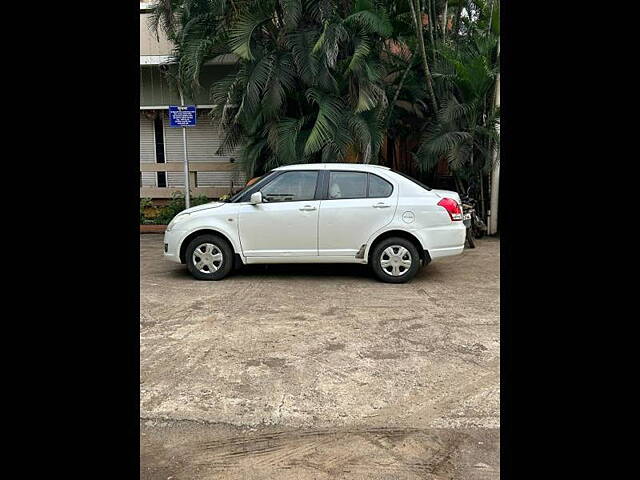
[347,36,371,72]
[286,30,321,85]
[228,10,271,60]
[304,89,345,155]
[280,0,302,30]
[344,10,392,38]
[244,54,276,115]
[273,116,306,163]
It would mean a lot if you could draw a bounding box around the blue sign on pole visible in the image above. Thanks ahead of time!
[169,105,197,127]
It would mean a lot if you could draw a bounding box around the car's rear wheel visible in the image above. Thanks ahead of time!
[371,237,421,283]
[185,234,234,281]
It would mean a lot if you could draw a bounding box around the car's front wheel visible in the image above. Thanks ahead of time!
[185,234,234,281]
[371,237,421,283]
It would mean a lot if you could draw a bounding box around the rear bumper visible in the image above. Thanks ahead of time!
[415,222,466,260]
[429,245,465,259]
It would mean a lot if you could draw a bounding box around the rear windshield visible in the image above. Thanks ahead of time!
[394,171,432,191]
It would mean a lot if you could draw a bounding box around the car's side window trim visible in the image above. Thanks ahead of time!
[367,172,394,198]
[316,170,328,200]
[248,170,321,203]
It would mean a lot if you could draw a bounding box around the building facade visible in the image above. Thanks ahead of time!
[139,2,244,202]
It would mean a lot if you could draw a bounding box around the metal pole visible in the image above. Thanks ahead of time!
[179,89,191,209]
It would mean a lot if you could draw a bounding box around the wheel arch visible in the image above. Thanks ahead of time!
[367,229,430,265]
[179,229,238,264]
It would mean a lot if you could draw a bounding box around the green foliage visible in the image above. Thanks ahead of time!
[228,9,271,60]
[414,32,500,177]
[151,0,500,208]
[140,192,212,225]
[140,198,153,224]
[153,0,398,177]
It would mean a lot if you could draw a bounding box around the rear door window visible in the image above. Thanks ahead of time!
[368,173,393,198]
[328,171,367,199]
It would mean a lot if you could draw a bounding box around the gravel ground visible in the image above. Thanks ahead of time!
[140,234,500,479]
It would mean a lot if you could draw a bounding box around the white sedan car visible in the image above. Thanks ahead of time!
[164,163,465,283]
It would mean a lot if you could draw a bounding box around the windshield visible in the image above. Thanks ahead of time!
[227,171,277,203]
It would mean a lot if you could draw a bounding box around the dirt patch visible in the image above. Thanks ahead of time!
[140,236,500,478]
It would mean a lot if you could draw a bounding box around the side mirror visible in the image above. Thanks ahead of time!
[250,191,263,205]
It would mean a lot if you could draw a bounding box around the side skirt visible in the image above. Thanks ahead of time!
[243,256,368,265]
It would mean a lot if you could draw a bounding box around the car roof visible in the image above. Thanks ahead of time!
[273,163,391,172]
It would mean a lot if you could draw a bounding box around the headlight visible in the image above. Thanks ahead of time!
[166,213,190,232]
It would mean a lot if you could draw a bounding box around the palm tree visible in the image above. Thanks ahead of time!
[413,29,499,212]
[151,0,501,223]
[154,0,396,177]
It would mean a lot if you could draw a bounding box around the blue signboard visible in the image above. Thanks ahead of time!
[169,105,197,127]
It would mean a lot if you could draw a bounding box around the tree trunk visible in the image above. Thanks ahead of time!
[488,41,500,235]
[442,1,448,39]
[487,0,495,36]
[425,0,436,62]
[408,0,438,114]
[453,3,462,38]
[384,52,416,129]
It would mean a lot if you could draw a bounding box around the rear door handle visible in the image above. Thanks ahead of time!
[299,205,317,211]
[372,203,390,208]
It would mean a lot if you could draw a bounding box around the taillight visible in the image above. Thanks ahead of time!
[437,198,463,221]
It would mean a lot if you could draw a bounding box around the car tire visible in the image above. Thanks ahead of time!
[371,237,421,284]
[185,234,234,281]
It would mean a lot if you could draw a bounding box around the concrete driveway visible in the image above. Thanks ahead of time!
[140,234,500,479]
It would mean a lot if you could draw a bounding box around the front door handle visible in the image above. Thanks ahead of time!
[299,205,317,211]
[372,203,390,208]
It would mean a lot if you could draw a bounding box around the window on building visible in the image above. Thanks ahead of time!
[261,171,318,202]
[157,171,167,188]
[328,171,367,199]
[368,173,393,198]
[154,115,165,163]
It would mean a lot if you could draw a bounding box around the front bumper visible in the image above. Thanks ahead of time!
[163,228,187,264]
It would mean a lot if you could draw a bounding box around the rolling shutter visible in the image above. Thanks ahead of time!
[165,109,240,163]
[141,172,156,187]
[163,123,185,163]
[196,170,246,188]
[166,172,185,187]
[140,113,155,163]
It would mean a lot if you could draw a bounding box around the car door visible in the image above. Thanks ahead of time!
[318,171,398,256]
[238,170,321,257]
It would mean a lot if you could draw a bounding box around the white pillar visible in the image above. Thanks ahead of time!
[488,42,500,235]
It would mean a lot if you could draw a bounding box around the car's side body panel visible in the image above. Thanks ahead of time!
[237,200,320,257]
[317,169,400,256]
[163,203,242,264]
[361,181,466,262]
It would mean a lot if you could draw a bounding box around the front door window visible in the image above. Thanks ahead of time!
[261,171,318,202]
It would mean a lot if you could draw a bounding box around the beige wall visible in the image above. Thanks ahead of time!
[139,4,245,201]
[140,162,245,199]
[140,13,173,56]
[140,186,233,199]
